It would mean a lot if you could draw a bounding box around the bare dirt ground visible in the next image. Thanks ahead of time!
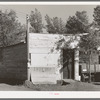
[0,84,33,91]
[0,79,100,91]
[27,80,100,91]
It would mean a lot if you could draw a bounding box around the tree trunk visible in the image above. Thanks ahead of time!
[88,53,91,83]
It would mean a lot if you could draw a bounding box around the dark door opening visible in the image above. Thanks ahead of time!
[63,49,74,79]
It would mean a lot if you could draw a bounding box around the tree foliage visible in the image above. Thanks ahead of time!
[79,33,99,53]
[66,11,89,34]
[0,10,25,46]
[93,5,100,26]
[45,15,66,34]
[29,8,43,33]
[76,11,88,25]
[45,15,55,33]
[79,7,100,63]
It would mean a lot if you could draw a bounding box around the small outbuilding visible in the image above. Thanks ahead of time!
[0,32,82,84]
[27,33,80,84]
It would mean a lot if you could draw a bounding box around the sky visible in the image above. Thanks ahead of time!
[0,5,97,25]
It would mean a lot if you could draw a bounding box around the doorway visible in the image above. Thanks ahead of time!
[63,49,74,79]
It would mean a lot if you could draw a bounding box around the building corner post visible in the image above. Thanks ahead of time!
[74,47,80,81]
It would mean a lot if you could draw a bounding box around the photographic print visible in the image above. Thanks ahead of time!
[0,1,100,98]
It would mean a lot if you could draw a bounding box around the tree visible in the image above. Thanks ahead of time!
[66,11,89,34]
[0,10,25,46]
[45,15,66,34]
[55,10,100,82]
[76,11,88,25]
[52,17,66,34]
[79,30,100,82]
[45,14,55,33]
[29,8,43,33]
[93,5,100,26]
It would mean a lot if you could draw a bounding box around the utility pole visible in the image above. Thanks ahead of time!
[26,14,29,61]
[26,14,30,81]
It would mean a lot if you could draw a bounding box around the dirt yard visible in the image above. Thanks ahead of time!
[25,80,100,91]
[0,79,100,91]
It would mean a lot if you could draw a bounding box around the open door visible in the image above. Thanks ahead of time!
[63,49,74,79]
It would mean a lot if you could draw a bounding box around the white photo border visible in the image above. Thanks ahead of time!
[0,1,99,98]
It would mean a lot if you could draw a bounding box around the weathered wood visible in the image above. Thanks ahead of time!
[0,43,27,80]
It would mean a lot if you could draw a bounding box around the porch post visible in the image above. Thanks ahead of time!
[74,47,80,81]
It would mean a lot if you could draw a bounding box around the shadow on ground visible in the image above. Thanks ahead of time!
[0,78,24,85]
[0,79,100,91]
[93,82,100,85]
[61,80,70,85]
[24,80,71,91]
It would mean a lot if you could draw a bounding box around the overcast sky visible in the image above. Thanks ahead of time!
[0,5,97,25]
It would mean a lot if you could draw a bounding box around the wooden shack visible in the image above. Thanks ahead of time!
[0,42,27,84]
[27,33,80,84]
[0,32,81,84]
